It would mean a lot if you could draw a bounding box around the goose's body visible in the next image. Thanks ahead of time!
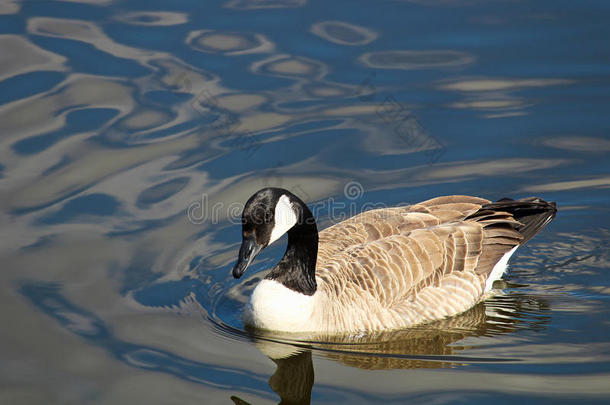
[233,189,556,334]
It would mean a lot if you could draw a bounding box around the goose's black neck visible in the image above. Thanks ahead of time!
[265,200,318,295]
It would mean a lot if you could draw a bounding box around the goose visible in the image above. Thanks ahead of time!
[232,187,556,334]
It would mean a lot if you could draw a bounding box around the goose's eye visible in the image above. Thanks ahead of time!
[264,210,273,223]
[251,206,266,224]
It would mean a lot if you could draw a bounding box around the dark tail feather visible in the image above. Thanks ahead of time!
[468,197,557,245]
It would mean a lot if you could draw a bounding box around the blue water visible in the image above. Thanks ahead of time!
[1,0,610,403]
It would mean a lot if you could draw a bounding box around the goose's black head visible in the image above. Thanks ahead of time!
[232,188,300,279]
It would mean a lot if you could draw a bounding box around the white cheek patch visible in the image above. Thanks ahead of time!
[268,195,297,245]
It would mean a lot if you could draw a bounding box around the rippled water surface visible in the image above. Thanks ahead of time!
[1,0,610,404]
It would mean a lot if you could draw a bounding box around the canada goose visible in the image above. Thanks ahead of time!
[232,187,556,334]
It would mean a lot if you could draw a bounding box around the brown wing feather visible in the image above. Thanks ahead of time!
[317,195,492,265]
[309,195,555,331]
[316,221,488,328]
[316,196,494,314]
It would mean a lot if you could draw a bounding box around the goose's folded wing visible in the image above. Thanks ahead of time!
[317,195,491,266]
[317,221,491,308]
[313,195,554,330]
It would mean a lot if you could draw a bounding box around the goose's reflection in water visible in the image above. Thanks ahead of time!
[232,290,550,404]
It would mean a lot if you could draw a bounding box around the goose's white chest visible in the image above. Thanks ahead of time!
[244,279,317,332]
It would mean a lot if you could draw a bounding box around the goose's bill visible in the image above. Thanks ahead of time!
[232,237,263,279]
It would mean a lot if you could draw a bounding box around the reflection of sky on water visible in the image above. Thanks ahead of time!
[310,21,378,46]
[1,0,610,403]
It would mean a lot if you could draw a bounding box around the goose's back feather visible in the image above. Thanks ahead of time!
[310,195,552,332]
[317,195,489,263]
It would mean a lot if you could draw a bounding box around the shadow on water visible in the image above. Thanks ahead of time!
[19,279,551,405]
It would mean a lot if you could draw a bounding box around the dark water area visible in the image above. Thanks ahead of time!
[1,0,609,404]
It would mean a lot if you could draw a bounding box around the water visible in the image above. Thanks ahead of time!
[1,0,609,403]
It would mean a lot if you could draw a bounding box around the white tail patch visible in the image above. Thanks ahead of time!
[485,246,518,292]
[268,195,297,245]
